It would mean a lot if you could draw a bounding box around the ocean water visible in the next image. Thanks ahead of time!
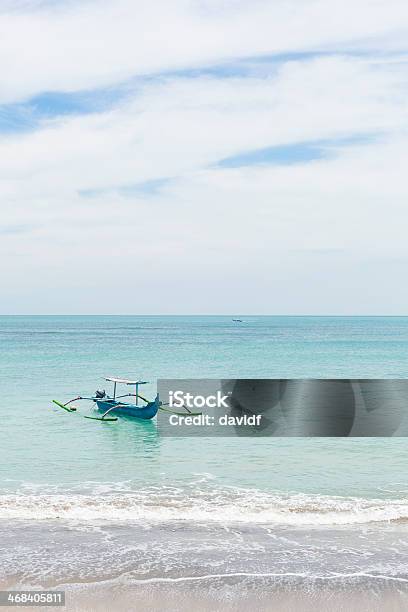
[2,315,408,608]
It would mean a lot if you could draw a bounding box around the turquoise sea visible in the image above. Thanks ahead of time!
[2,315,408,608]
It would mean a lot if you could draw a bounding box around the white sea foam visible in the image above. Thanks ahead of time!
[1,485,408,526]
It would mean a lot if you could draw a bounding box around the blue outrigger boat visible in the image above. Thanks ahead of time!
[53,377,160,422]
[53,376,201,422]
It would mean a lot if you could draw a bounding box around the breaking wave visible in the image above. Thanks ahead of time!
[1,484,408,526]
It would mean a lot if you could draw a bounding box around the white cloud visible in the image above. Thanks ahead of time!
[1,0,408,104]
[1,54,407,194]
[1,1,408,312]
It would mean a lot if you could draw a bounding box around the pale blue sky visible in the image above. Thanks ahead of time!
[1,0,408,314]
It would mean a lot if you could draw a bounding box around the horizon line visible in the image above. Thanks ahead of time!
[1,314,408,318]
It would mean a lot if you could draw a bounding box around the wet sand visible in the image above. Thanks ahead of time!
[2,519,408,612]
[2,580,408,612]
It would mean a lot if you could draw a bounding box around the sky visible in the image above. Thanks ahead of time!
[1,0,408,314]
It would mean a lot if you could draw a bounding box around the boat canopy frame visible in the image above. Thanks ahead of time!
[104,376,148,405]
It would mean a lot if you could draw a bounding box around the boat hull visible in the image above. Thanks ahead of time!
[94,396,159,420]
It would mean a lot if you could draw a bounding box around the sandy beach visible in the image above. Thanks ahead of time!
[2,517,408,611]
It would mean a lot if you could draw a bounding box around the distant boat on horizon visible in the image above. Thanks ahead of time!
[232,319,243,323]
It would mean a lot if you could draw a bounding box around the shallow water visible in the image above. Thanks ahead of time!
[2,316,408,605]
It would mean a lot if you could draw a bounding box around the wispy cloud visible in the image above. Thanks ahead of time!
[1,1,408,313]
[1,0,408,105]
[79,178,172,198]
[0,87,132,134]
[216,134,379,168]
[217,142,324,168]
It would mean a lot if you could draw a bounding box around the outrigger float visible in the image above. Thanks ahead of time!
[52,376,201,422]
